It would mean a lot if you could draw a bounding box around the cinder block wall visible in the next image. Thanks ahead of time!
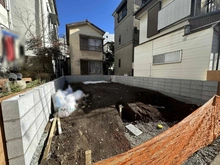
[65,75,218,105]
[111,76,219,105]
[65,75,111,83]
[1,76,65,165]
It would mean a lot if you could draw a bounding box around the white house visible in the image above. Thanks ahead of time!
[0,0,59,55]
[103,32,114,45]
[134,0,220,80]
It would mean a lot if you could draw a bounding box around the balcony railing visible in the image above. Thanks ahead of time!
[189,10,220,30]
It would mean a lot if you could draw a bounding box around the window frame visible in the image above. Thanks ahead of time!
[194,0,220,16]
[118,4,127,22]
[118,59,121,68]
[153,50,182,65]
[80,35,103,52]
[147,2,161,38]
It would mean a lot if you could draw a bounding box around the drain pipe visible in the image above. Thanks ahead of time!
[216,30,220,70]
[6,0,12,29]
[212,22,220,70]
[119,105,123,118]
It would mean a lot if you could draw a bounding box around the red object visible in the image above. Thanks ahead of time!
[4,36,15,61]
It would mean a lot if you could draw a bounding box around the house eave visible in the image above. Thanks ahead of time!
[112,0,127,16]
[66,20,105,46]
[134,0,158,19]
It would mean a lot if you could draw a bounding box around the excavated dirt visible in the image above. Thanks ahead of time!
[45,82,199,165]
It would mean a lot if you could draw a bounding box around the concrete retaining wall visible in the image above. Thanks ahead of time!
[111,76,219,105]
[66,75,218,105]
[1,76,65,165]
[65,75,111,83]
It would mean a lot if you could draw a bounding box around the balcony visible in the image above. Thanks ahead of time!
[189,10,220,30]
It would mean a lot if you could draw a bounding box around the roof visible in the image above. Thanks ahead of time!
[134,0,158,19]
[112,0,127,16]
[66,20,105,45]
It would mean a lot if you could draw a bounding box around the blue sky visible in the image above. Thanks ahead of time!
[56,0,121,36]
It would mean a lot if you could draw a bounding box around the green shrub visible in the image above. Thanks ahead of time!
[9,82,22,93]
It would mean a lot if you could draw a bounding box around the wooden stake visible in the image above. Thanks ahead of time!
[42,115,57,161]
[85,150,92,165]
[57,117,62,135]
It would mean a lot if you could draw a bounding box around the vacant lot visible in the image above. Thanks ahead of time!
[46,82,199,165]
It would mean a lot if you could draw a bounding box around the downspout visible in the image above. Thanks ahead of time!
[41,0,45,47]
[6,0,12,29]
[213,22,220,70]
[216,33,220,70]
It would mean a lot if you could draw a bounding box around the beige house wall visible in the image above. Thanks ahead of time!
[134,28,213,80]
[69,25,103,75]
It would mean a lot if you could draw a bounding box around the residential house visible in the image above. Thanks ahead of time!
[0,0,59,55]
[103,32,114,44]
[66,20,105,75]
[11,0,59,52]
[113,0,142,76]
[134,0,220,80]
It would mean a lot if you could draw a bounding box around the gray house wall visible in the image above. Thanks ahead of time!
[113,0,141,76]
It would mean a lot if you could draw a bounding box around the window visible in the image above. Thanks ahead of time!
[89,61,102,74]
[0,0,5,8]
[147,2,161,38]
[119,59,121,67]
[119,35,121,45]
[153,50,182,65]
[194,0,220,16]
[118,5,127,22]
[142,0,149,6]
[80,35,102,52]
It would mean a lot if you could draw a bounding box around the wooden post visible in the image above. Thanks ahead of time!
[41,115,57,162]
[57,117,62,135]
[85,150,92,165]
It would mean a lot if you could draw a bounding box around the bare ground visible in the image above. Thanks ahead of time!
[45,82,204,165]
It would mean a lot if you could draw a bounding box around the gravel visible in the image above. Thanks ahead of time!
[124,120,220,164]
[124,120,170,147]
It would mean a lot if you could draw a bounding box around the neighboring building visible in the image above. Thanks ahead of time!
[134,0,220,80]
[11,0,59,53]
[66,20,105,75]
[103,32,114,44]
[0,0,59,55]
[113,0,142,76]
[0,0,10,29]
[103,41,114,55]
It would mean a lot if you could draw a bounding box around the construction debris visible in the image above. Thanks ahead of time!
[126,124,142,136]
[57,118,62,135]
[41,115,57,162]
[85,150,92,165]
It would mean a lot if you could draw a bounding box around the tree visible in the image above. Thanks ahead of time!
[103,42,114,75]
[13,6,61,81]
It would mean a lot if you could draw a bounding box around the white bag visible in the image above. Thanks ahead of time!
[58,101,78,118]
[66,90,85,101]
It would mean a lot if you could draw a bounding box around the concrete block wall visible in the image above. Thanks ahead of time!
[65,75,111,83]
[112,76,219,105]
[1,76,65,165]
[65,75,218,105]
